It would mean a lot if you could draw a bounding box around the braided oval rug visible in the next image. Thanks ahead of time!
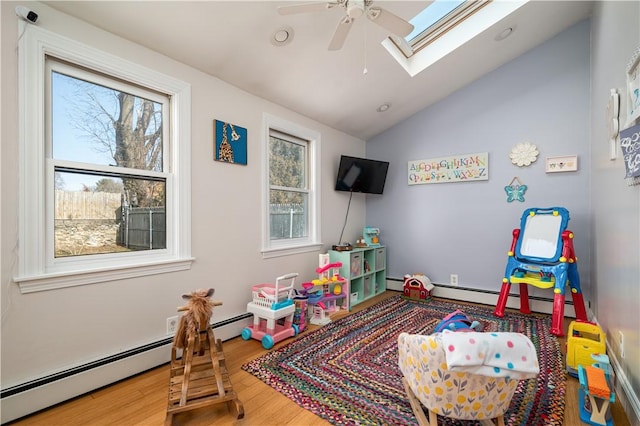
[241,295,565,425]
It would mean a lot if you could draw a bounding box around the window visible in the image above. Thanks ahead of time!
[390,0,489,58]
[16,24,192,292]
[49,60,169,258]
[263,115,321,257]
[383,0,521,77]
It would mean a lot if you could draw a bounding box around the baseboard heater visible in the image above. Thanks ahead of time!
[0,313,253,424]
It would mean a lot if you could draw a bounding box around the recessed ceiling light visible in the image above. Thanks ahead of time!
[377,103,391,113]
[495,26,515,41]
[271,26,294,47]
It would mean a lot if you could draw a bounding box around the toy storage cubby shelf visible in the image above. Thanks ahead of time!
[329,246,386,309]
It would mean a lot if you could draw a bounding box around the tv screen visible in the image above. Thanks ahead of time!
[335,155,389,195]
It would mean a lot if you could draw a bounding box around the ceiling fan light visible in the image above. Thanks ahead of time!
[347,6,363,18]
[347,3,364,18]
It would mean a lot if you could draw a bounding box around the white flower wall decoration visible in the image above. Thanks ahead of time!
[510,142,539,167]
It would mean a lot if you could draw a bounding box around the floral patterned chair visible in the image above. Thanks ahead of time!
[398,331,539,426]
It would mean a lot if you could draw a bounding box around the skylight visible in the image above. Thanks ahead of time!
[392,0,490,58]
[382,0,527,78]
[405,0,466,43]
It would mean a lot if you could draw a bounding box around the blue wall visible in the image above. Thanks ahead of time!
[366,20,591,300]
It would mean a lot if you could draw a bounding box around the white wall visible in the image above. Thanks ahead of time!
[0,1,366,420]
[590,1,640,423]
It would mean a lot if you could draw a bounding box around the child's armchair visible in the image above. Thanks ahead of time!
[398,332,538,426]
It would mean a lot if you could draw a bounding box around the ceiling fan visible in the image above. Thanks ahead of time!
[278,0,415,51]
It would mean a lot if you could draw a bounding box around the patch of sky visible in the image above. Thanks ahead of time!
[51,72,162,191]
[52,72,118,190]
[404,0,466,43]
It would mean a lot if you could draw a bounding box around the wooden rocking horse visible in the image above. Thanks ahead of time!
[165,288,244,425]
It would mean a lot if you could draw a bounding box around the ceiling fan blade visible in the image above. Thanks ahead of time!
[328,16,354,50]
[366,7,414,37]
[278,2,339,15]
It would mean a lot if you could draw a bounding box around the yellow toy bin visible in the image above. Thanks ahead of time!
[567,320,606,377]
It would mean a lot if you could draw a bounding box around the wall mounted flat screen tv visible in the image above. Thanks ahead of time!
[335,155,389,195]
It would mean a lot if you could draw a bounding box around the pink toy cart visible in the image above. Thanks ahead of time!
[242,273,299,349]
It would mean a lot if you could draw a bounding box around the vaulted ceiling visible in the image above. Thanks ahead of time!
[44,1,593,140]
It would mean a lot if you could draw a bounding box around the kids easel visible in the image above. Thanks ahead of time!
[165,289,243,425]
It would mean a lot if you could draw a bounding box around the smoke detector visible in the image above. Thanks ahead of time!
[271,26,294,47]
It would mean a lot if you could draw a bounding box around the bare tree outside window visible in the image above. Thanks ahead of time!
[51,65,168,257]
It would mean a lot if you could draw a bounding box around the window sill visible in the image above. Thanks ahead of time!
[261,243,323,259]
[14,257,195,294]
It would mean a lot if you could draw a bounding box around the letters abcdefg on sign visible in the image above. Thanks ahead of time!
[408,152,489,185]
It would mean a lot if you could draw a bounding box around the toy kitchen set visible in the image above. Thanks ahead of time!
[355,227,381,248]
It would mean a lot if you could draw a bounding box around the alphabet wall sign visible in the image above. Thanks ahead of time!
[407,152,489,185]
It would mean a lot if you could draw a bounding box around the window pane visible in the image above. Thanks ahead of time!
[54,170,166,257]
[269,136,306,189]
[51,71,164,172]
[269,190,308,240]
[406,0,466,43]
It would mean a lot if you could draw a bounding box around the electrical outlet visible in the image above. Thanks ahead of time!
[166,315,180,335]
[450,274,458,286]
[619,330,625,359]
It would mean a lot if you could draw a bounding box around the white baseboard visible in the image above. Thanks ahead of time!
[386,278,576,317]
[0,315,252,424]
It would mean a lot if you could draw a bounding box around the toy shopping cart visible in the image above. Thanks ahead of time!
[242,273,299,349]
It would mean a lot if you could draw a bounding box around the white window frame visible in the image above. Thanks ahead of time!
[382,1,525,78]
[390,0,489,59]
[15,23,193,293]
[262,114,321,258]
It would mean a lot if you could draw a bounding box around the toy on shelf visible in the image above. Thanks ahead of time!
[578,354,615,426]
[567,320,607,377]
[363,226,381,247]
[354,237,368,248]
[494,207,588,336]
[403,273,434,301]
[242,273,299,349]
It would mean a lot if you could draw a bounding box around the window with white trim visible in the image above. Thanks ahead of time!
[49,59,169,257]
[263,115,321,257]
[16,24,192,293]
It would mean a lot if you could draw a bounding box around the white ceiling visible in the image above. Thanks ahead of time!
[43,1,593,141]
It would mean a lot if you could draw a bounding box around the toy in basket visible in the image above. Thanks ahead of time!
[242,273,299,349]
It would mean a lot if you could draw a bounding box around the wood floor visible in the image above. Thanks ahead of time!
[9,292,631,426]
